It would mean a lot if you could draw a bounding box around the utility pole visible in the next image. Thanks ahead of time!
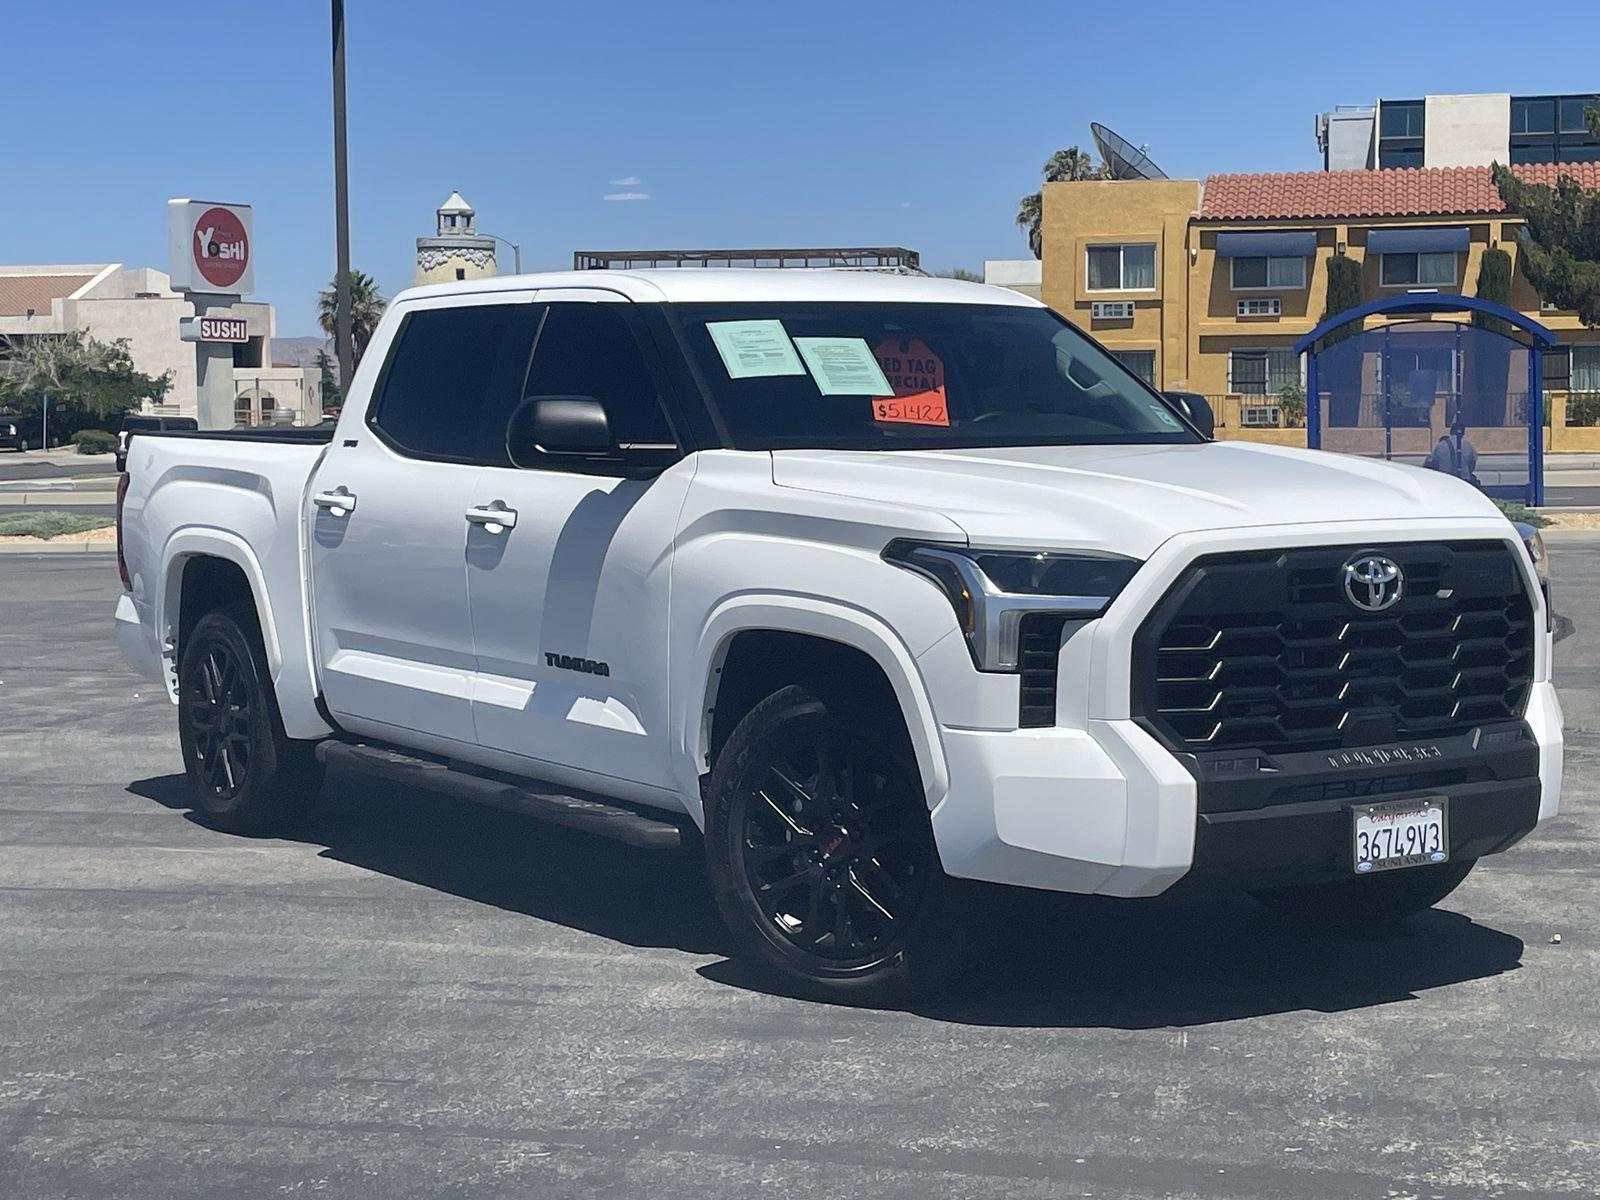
[331,0,353,395]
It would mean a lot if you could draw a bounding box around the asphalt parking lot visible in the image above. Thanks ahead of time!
[2,551,1596,1199]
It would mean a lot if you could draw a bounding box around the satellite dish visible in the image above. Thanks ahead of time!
[1091,122,1169,181]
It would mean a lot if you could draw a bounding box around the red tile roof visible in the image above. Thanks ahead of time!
[0,273,96,317]
[1200,161,1600,222]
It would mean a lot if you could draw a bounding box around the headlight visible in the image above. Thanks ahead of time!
[1514,522,1552,631]
[884,540,1141,671]
[3,425,14,436]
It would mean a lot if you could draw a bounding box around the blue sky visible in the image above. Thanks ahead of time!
[5,0,1599,336]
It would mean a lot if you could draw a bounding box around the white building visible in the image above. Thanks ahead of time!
[982,258,1042,300]
[1317,91,1600,171]
[0,264,320,428]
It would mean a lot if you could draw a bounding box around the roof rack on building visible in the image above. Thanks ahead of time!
[572,247,923,274]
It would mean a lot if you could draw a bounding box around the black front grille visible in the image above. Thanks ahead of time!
[1133,541,1535,755]
[1019,613,1071,727]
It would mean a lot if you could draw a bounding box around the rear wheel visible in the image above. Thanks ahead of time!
[705,683,964,1003]
[1252,860,1476,934]
[177,603,322,834]
[16,439,28,453]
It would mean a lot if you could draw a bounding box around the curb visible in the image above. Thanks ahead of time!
[0,493,117,507]
[0,541,116,555]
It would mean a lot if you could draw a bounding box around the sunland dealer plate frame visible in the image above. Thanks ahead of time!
[1350,796,1450,875]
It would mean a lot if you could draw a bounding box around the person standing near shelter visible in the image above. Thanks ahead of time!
[1423,419,1481,488]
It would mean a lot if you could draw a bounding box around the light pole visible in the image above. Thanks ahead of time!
[331,0,353,395]
[479,232,522,275]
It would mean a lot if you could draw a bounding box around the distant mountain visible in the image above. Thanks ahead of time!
[271,336,333,372]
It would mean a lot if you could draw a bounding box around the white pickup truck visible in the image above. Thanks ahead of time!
[116,270,1562,1000]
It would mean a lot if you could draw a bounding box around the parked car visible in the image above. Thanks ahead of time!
[113,270,1562,1001]
[116,414,197,471]
[0,411,48,452]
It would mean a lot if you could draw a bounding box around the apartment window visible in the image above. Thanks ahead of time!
[1512,94,1600,164]
[1229,349,1300,396]
[1380,251,1457,287]
[1545,347,1570,389]
[1112,349,1156,385]
[1378,100,1424,169]
[1574,344,1600,393]
[1231,256,1306,290]
[1086,243,1156,291]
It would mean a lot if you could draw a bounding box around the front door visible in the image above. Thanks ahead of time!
[465,293,691,796]
[310,293,541,747]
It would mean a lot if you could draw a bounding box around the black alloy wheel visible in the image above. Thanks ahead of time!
[706,684,962,1001]
[736,723,929,966]
[183,638,254,802]
[176,603,322,834]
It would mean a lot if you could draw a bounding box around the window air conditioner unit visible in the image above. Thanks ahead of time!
[1237,297,1282,317]
[1090,300,1136,320]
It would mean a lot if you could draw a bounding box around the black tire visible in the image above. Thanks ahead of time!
[17,440,28,453]
[705,683,966,1004]
[177,602,323,834]
[1252,859,1476,934]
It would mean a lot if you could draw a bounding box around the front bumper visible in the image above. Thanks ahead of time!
[930,680,1561,897]
[922,519,1562,899]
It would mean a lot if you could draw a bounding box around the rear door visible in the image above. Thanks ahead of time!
[464,292,692,794]
[309,293,541,746]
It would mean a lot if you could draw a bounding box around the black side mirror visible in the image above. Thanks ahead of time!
[1164,391,1214,440]
[508,395,615,467]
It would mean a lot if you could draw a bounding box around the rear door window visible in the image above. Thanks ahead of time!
[368,303,541,463]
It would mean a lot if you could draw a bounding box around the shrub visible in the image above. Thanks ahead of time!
[1276,380,1307,428]
[71,429,116,455]
[0,511,115,539]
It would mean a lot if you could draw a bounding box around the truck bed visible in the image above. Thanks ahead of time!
[116,428,334,741]
[141,424,338,445]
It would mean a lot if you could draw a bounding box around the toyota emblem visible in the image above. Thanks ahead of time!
[1343,555,1404,612]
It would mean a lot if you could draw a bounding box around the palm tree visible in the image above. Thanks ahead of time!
[317,270,387,367]
[1015,146,1112,259]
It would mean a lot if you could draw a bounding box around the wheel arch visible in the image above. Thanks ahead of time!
[155,530,305,733]
[679,598,949,825]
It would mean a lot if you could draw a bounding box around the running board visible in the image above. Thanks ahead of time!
[314,740,685,850]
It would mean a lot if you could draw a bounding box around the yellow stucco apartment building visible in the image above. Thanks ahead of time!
[1039,161,1600,446]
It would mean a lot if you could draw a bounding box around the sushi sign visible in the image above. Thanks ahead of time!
[167,199,254,296]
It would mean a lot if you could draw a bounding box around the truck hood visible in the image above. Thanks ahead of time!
[770,441,1506,558]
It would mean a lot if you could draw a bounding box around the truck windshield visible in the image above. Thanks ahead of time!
[670,301,1199,450]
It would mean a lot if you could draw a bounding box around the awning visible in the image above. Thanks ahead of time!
[1213,230,1317,257]
[1365,226,1470,254]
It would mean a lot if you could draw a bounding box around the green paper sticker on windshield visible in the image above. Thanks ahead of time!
[793,337,895,396]
[1149,404,1181,428]
[707,320,805,378]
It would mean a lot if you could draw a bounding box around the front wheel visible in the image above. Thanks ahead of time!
[705,684,966,1004]
[16,440,28,453]
[177,603,322,834]
[1252,860,1476,934]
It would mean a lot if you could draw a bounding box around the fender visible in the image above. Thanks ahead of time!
[674,594,951,827]
[158,526,332,740]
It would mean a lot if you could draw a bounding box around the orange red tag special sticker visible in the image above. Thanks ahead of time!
[871,338,949,426]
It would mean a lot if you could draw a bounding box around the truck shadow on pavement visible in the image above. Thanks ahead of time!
[131,771,1526,1030]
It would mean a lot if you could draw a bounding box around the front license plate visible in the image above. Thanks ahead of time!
[1351,797,1449,874]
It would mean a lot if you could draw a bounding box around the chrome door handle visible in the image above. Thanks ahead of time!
[312,487,357,516]
[465,501,518,532]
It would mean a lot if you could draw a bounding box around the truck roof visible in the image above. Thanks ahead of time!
[396,268,1043,309]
